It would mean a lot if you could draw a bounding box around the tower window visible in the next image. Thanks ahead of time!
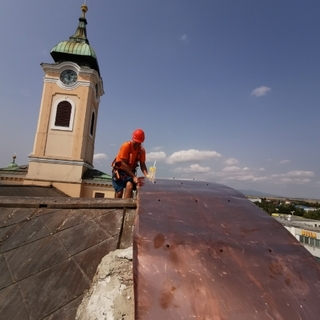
[50,98,75,131]
[95,83,99,99]
[90,111,95,137]
[55,101,72,127]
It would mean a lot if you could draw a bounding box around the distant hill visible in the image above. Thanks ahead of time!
[237,189,320,203]
[237,189,281,198]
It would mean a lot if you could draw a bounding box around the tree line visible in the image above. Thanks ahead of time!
[253,198,320,220]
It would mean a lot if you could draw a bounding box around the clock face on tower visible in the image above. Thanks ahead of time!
[60,69,77,85]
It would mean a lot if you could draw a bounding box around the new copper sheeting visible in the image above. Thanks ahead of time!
[133,179,320,320]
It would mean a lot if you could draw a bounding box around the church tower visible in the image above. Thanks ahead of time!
[25,4,104,197]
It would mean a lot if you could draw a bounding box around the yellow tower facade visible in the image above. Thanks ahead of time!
[25,5,105,197]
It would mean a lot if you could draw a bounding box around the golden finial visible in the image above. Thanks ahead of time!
[81,3,88,18]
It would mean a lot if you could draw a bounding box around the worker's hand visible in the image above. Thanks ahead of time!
[146,174,154,182]
[137,176,145,186]
[133,176,144,186]
[133,176,139,184]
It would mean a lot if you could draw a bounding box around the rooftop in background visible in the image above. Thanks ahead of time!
[273,214,320,231]
[0,161,113,197]
[0,185,68,197]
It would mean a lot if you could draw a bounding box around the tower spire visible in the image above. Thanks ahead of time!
[50,2,100,75]
[69,4,89,44]
[81,3,88,19]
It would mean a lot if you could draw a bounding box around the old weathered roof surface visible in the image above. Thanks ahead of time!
[0,185,68,197]
[134,179,320,319]
[0,197,136,320]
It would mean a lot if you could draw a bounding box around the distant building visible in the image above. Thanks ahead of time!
[296,205,318,212]
[247,197,261,203]
[0,5,114,198]
[274,214,320,261]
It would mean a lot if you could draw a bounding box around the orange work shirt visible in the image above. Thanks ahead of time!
[115,141,146,171]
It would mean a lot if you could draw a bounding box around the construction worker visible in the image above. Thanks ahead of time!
[111,128,149,198]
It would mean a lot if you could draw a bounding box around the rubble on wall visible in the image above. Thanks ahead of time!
[76,247,134,320]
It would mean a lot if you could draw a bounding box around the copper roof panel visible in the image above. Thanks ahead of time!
[134,179,320,319]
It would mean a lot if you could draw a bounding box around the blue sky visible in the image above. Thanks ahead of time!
[1,0,320,199]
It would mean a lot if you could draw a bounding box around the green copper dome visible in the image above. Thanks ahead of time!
[50,5,100,75]
[4,155,18,170]
[51,41,97,59]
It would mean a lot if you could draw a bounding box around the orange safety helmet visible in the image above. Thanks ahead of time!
[132,128,145,143]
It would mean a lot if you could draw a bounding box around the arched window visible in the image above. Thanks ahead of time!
[50,98,75,131]
[55,101,72,127]
[90,111,95,137]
